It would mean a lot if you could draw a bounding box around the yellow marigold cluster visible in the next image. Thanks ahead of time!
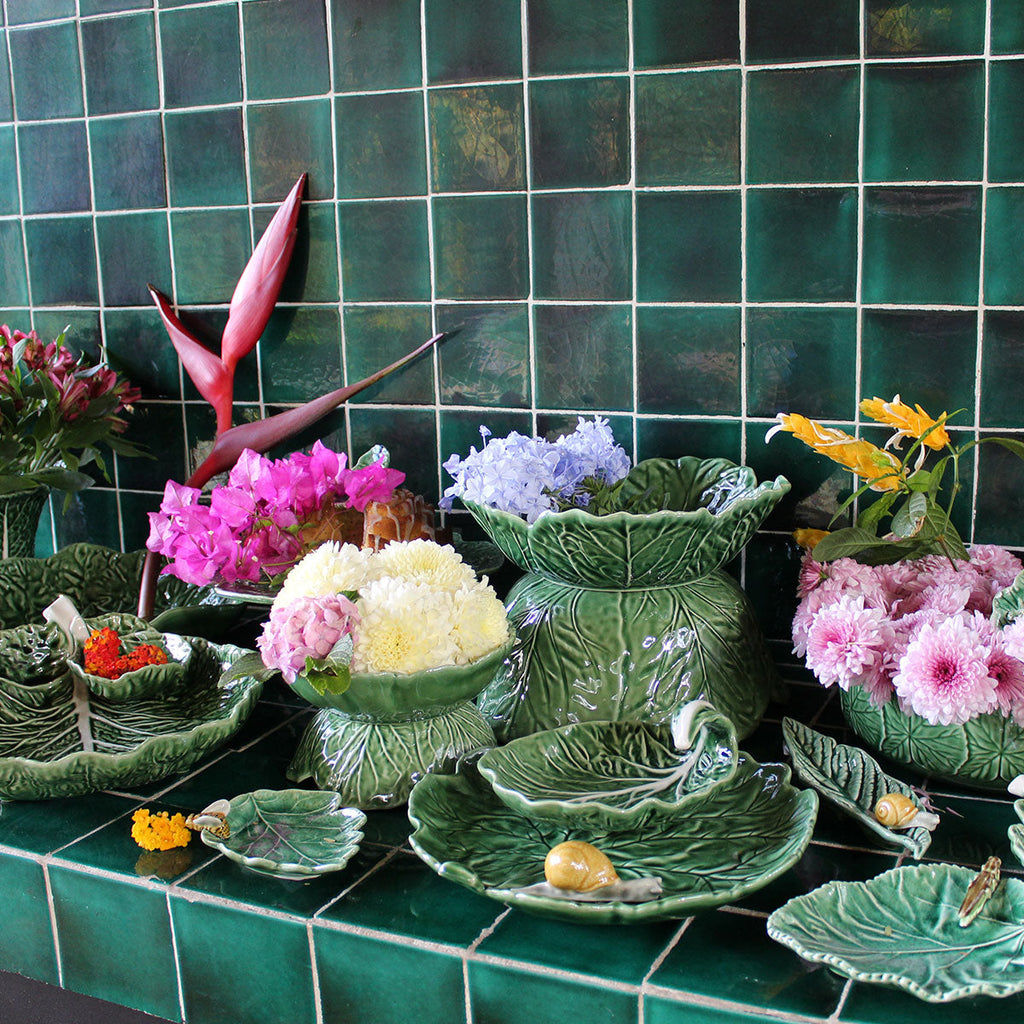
[859,394,950,450]
[130,809,192,852]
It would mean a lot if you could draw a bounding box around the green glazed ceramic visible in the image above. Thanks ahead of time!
[1011,799,1024,868]
[782,718,934,859]
[840,685,1024,791]
[0,487,47,559]
[199,789,366,880]
[768,864,1024,1002]
[0,633,263,800]
[287,637,513,809]
[407,753,818,925]
[477,703,738,831]
[464,457,789,589]
[478,570,778,741]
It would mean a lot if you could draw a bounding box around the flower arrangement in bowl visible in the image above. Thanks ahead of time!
[773,395,1024,788]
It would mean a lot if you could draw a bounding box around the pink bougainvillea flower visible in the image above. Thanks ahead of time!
[804,594,894,690]
[344,460,406,512]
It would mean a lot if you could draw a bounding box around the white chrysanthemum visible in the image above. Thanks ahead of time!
[352,577,459,674]
[370,539,477,592]
[275,542,374,605]
[449,581,510,663]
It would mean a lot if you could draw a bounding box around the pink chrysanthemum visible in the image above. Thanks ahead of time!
[894,618,998,725]
[804,595,893,690]
[970,544,1024,588]
[797,554,828,598]
[792,588,827,658]
[986,641,1024,726]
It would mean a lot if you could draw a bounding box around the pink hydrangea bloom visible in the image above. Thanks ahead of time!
[804,595,893,690]
[257,593,360,684]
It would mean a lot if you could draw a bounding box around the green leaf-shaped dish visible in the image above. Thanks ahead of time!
[0,635,263,800]
[200,789,366,880]
[463,457,789,588]
[1011,799,1024,868]
[477,705,738,831]
[782,718,933,859]
[768,864,1024,1002]
[407,753,817,924]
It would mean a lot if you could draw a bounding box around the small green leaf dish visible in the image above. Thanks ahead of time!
[477,703,738,831]
[199,789,366,880]
[782,718,934,859]
[407,753,817,924]
[1011,799,1024,868]
[768,863,1024,1002]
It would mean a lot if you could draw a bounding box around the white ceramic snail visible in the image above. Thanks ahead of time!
[873,792,939,831]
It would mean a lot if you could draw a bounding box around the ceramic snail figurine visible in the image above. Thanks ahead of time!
[544,841,620,893]
[1009,774,1024,798]
[958,856,1002,927]
[185,799,231,840]
[873,792,939,832]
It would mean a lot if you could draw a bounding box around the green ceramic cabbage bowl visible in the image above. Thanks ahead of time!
[463,457,790,588]
[1011,799,1024,868]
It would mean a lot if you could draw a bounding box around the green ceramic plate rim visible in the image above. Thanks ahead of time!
[1011,799,1024,868]
[200,789,367,878]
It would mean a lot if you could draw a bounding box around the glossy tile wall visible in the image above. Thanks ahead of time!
[2,0,1024,642]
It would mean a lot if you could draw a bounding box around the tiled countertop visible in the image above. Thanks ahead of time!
[1,675,1022,1024]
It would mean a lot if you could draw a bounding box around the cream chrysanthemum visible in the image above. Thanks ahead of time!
[449,581,510,664]
[352,577,459,674]
[369,539,477,592]
[275,542,374,605]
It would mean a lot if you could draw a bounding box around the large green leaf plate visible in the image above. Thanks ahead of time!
[0,635,263,800]
[463,457,789,588]
[782,718,933,859]
[407,753,817,924]
[768,864,1024,1002]
[1011,799,1024,868]
[200,789,366,880]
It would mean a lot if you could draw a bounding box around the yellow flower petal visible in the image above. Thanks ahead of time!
[859,394,950,450]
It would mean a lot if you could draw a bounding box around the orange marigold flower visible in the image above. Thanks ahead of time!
[131,809,192,851]
[859,394,950,450]
[766,413,903,492]
[84,628,168,679]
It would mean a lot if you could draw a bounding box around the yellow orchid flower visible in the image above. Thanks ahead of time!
[766,413,903,492]
[860,394,950,451]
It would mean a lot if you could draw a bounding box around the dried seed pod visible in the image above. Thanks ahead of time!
[185,799,231,839]
[544,841,620,893]
[958,856,1001,927]
[873,792,939,831]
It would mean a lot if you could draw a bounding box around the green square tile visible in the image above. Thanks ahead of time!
[747,0,859,62]
[81,0,153,13]
[25,216,99,304]
[0,853,58,984]
[316,928,466,1024]
[535,304,632,410]
[747,188,857,302]
[119,490,163,555]
[747,67,859,184]
[861,310,978,421]
[171,897,315,1024]
[985,187,1024,305]
[160,5,241,108]
[49,867,179,1019]
[104,307,182,399]
[429,85,525,192]
[975,438,1024,546]
[633,0,738,67]
[529,77,629,188]
[53,486,122,549]
[348,407,438,498]
[989,60,1024,183]
[531,192,631,299]
[841,977,1024,1024]
[96,212,171,307]
[19,121,90,214]
[992,0,1024,53]
[248,98,333,202]
[527,0,628,74]
[650,910,845,1018]
[331,0,422,90]
[339,92,427,198]
[862,187,982,305]
[0,792,137,856]
[0,36,12,121]
[982,312,1024,427]
[864,62,984,182]
[34,310,102,356]
[33,496,57,558]
[339,199,430,301]
[637,417,742,463]
[6,1,75,23]
[0,125,18,215]
[260,306,343,403]
[8,22,83,119]
[867,0,986,56]
[636,70,739,185]
[436,302,530,407]
[636,191,740,302]
[0,222,29,306]
[743,533,804,646]
[432,194,528,299]
[89,114,166,210]
[747,308,857,419]
[637,306,740,415]
[170,207,251,304]
[470,961,638,1024]
[81,13,158,115]
[343,305,434,405]
[243,0,329,100]
[113,401,189,491]
[425,0,522,84]
[645,996,780,1024]
[164,107,246,208]
[253,201,339,303]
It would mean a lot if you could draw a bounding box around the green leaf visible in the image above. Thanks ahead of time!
[855,492,896,531]
[809,527,886,563]
[977,436,1024,462]
[218,651,278,685]
[354,444,389,469]
[301,657,351,696]
[890,492,928,538]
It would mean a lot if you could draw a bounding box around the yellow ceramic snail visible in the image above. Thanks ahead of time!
[873,792,939,831]
[544,841,620,893]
